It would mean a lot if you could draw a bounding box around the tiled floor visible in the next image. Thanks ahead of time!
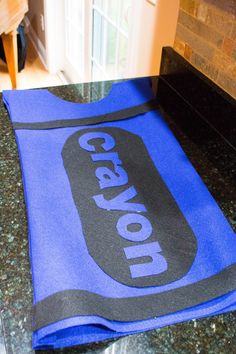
[0,37,63,91]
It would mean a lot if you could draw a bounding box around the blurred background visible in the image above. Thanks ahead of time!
[0,0,179,90]
[0,0,235,99]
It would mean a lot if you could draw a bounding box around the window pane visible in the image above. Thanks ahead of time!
[107,1,120,24]
[92,61,104,81]
[105,22,117,76]
[120,0,132,34]
[73,33,84,72]
[93,0,107,12]
[92,0,131,80]
[93,0,102,7]
[92,10,104,65]
[117,33,128,77]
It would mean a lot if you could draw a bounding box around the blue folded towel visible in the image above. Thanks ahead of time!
[3,78,236,350]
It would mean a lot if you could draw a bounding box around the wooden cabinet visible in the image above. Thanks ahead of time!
[0,0,28,88]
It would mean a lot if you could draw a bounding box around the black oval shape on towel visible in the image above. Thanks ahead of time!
[62,127,197,287]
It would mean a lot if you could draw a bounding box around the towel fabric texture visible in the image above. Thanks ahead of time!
[3,78,236,350]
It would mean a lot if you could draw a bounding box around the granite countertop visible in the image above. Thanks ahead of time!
[0,79,235,354]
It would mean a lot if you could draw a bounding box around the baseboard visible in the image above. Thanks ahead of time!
[57,71,70,85]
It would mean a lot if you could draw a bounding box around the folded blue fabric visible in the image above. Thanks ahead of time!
[3,78,236,350]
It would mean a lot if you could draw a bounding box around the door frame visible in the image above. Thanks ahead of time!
[63,0,93,83]
[43,0,180,80]
[44,0,65,75]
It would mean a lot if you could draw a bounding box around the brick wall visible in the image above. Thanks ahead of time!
[174,0,236,99]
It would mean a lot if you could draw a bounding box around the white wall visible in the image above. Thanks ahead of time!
[26,0,47,68]
[130,0,180,77]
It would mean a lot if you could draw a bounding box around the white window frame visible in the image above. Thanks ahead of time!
[91,1,130,80]
[63,0,93,83]
[43,0,180,81]
[44,0,64,74]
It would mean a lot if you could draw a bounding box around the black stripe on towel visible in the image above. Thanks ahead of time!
[32,263,236,331]
[13,100,159,130]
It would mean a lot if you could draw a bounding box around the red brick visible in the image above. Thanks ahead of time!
[204,0,236,17]
[230,22,236,39]
[206,6,234,36]
[174,37,186,56]
[232,43,236,61]
[222,37,234,56]
[213,50,236,77]
[196,2,208,23]
[178,10,224,48]
[184,44,193,60]
[190,52,219,81]
[217,71,236,99]
[176,23,215,60]
[180,0,199,17]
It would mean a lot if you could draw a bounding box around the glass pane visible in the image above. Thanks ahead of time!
[117,33,128,77]
[92,10,104,65]
[107,1,120,24]
[73,33,84,72]
[92,61,104,81]
[93,0,107,12]
[93,0,102,7]
[120,0,132,34]
[92,0,131,80]
[105,22,117,76]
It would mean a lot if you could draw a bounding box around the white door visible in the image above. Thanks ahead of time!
[91,0,132,81]
[63,0,133,82]
[63,0,90,82]
[45,0,180,83]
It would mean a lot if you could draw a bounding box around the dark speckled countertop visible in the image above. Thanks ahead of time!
[0,79,235,354]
